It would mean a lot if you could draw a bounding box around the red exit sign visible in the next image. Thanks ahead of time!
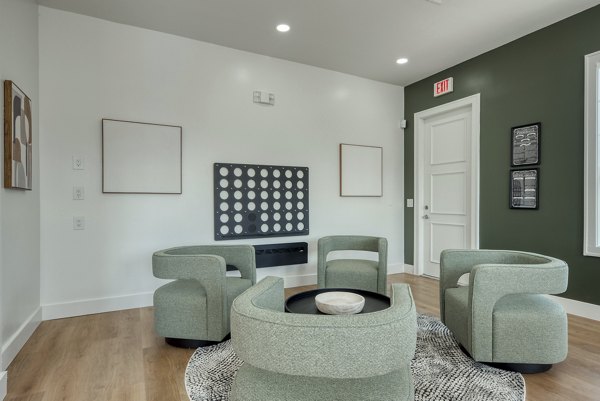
[434,77,453,97]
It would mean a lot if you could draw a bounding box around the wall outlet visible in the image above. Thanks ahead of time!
[73,185,85,200]
[72,156,85,170]
[73,216,85,230]
[406,198,414,208]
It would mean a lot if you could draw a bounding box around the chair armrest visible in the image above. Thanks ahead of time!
[377,237,388,294]
[317,237,332,288]
[208,245,256,283]
[153,251,226,281]
[438,249,554,321]
[232,278,416,379]
[154,245,256,283]
[439,249,488,322]
[468,258,568,361]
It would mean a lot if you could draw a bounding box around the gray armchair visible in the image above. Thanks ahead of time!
[152,245,256,348]
[230,276,416,401]
[440,249,569,372]
[318,235,388,294]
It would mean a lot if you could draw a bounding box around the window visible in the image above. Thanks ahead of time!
[584,51,600,256]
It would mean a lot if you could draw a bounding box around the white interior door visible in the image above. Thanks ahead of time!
[414,95,480,278]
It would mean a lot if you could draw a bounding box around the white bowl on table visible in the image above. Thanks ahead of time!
[315,291,365,315]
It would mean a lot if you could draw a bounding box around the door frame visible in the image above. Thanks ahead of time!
[413,94,481,276]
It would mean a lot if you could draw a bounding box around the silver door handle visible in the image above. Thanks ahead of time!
[422,214,429,219]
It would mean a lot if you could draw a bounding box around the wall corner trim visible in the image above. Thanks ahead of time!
[1,307,42,370]
[547,295,600,322]
[0,370,7,400]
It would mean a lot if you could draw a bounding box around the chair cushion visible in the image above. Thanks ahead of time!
[154,279,208,339]
[154,277,252,341]
[325,259,378,292]
[444,286,470,350]
[492,294,567,364]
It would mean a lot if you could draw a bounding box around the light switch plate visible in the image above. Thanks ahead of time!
[73,185,85,200]
[406,199,414,208]
[72,156,85,170]
[73,216,85,230]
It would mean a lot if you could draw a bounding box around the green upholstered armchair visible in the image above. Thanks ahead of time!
[440,249,569,373]
[230,276,416,401]
[152,245,256,348]
[318,235,388,294]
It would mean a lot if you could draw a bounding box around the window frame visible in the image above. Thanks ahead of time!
[584,51,600,256]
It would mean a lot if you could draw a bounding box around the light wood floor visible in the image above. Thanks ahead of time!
[5,274,600,401]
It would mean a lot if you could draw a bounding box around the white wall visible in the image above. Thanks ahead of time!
[0,0,41,373]
[39,7,405,319]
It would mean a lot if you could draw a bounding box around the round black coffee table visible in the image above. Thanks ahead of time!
[285,288,390,315]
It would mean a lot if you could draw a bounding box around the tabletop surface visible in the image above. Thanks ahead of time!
[285,288,390,315]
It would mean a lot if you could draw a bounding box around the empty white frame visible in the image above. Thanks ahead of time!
[339,143,383,197]
[102,119,182,194]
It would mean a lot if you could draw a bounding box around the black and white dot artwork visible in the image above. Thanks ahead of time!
[214,163,309,240]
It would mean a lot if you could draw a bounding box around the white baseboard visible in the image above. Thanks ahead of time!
[282,274,317,288]
[42,292,154,321]
[0,371,7,400]
[548,295,600,322]
[385,263,404,274]
[2,307,42,370]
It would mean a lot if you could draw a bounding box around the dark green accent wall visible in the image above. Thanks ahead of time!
[404,5,600,305]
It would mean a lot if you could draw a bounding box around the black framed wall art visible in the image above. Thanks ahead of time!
[510,168,539,209]
[214,162,309,240]
[4,80,33,190]
[511,122,541,166]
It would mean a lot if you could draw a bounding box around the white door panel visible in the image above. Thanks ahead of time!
[430,118,467,165]
[430,223,467,264]
[422,107,472,277]
[430,171,467,215]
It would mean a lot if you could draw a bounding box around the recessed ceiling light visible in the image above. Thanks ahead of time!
[276,24,290,33]
[396,58,409,65]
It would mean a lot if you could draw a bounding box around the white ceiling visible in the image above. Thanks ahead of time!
[37,0,600,86]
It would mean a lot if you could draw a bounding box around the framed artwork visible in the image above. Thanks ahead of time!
[511,122,541,166]
[510,168,539,209]
[4,80,33,190]
[102,119,182,194]
[213,163,309,240]
[339,143,383,197]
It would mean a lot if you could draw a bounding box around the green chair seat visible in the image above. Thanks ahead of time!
[152,245,256,346]
[325,259,379,292]
[439,249,569,370]
[318,236,388,294]
[230,276,416,401]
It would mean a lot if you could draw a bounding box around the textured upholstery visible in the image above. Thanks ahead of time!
[152,245,256,342]
[230,276,416,401]
[318,235,388,294]
[440,249,569,364]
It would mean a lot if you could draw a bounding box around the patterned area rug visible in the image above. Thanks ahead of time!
[185,314,525,401]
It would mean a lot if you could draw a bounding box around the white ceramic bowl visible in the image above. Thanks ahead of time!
[315,291,365,315]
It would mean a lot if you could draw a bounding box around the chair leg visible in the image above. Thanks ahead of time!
[458,344,552,373]
[165,333,231,348]
[485,362,552,374]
